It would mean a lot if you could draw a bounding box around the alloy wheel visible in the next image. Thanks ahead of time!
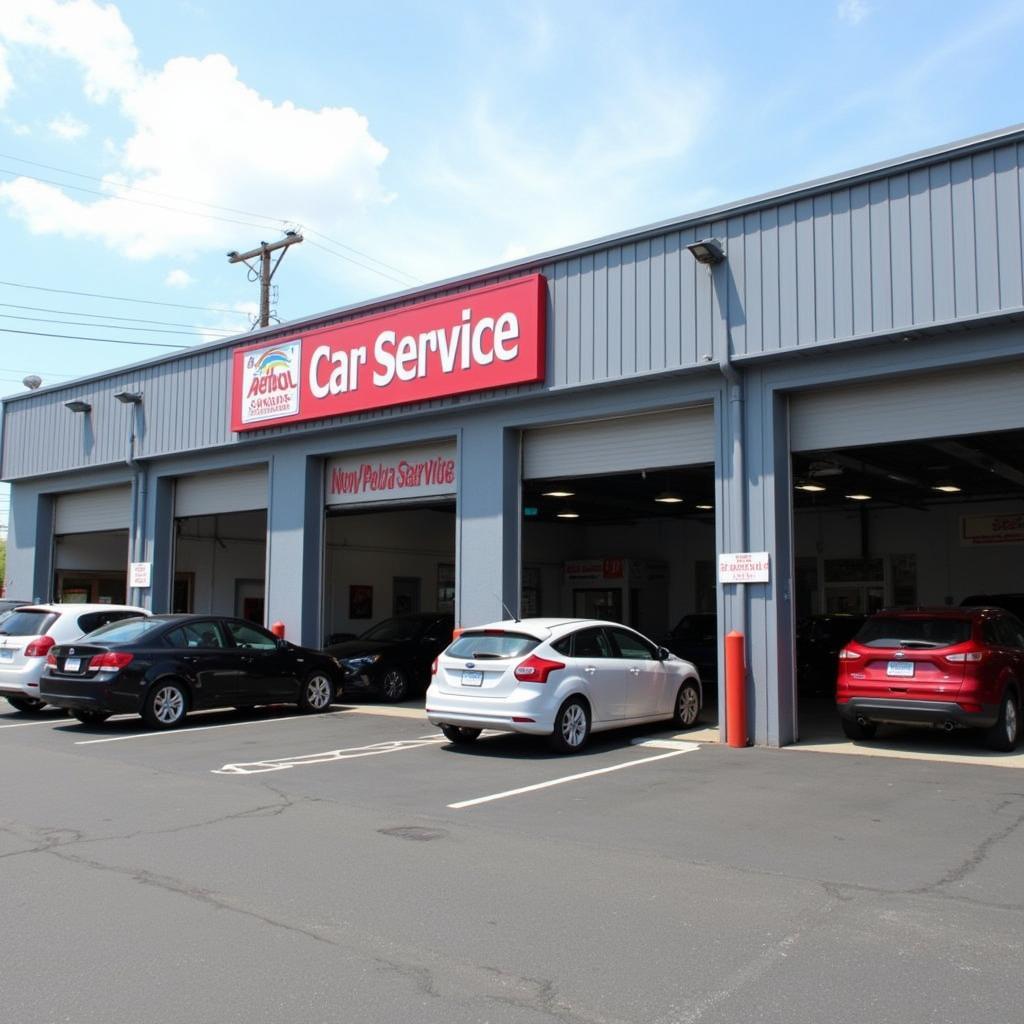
[153,686,185,725]
[305,674,332,710]
[382,670,407,701]
[1007,698,1018,745]
[677,685,700,726]
[561,704,588,748]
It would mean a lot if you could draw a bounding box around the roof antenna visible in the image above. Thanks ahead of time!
[495,591,520,623]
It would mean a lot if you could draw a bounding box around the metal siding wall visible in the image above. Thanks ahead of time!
[3,139,1024,482]
[790,360,1024,451]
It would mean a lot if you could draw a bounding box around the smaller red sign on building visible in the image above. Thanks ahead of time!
[231,275,546,432]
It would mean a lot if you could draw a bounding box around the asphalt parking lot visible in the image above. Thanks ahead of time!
[3,701,1023,1024]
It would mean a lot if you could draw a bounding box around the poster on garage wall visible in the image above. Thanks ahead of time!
[960,513,1024,546]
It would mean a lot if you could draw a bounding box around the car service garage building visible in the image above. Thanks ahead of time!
[3,124,1024,747]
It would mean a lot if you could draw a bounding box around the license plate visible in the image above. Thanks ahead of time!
[461,670,483,687]
[886,660,915,678]
[64,658,81,673]
[0,649,12,661]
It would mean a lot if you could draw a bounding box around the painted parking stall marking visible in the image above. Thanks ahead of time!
[214,736,445,775]
[448,744,700,809]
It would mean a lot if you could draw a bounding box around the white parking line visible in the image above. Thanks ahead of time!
[75,710,349,745]
[448,745,699,809]
[0,717,75,729]
[214,737,445,774]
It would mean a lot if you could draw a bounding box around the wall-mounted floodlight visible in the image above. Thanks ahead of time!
[65,400,92,413]
[22,375,42,390]
[686,238,725,265]
[114,391,143,404]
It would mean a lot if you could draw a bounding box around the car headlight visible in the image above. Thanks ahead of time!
[345,654,382,669]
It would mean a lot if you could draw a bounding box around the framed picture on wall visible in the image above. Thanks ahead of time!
[437,563,455,613]
[349,584,373,619]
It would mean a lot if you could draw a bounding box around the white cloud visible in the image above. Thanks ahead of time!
[164,268,194,288]
[837,1,870,26]
[48,112,88,140]
[0,44,12,107]
[0,7,390,261]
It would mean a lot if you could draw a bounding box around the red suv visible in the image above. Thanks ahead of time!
[836,607,1023,751]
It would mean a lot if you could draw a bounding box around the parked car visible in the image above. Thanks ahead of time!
[0,603,149,713]
[325,613,454,702]
[961,593,1024,622]
[796,614,867,694]
[0,599,32,619]
[664,612,717,688]
[836,607,1024,750]
[40,614,343,728]
[426,618,702,753]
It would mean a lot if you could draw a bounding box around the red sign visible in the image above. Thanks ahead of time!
[231,275,546,431]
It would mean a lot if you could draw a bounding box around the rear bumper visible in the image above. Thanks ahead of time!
[0,661,45,698]
[39,674,141,715]
[837,697,998,729]
[425,691,555,736]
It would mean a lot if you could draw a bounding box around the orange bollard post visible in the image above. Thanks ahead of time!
[270,621,286,639]
[725,630,749,748]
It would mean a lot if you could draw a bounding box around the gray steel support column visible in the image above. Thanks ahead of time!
[266,452,323,647]
[456,422,521,626]
[146,474,175,613]
[6,487,54,603]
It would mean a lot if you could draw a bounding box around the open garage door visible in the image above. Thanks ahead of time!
[790,362,1024,750]
[523,407,718,729]
[53,485,132,602]
[172,466,267,619]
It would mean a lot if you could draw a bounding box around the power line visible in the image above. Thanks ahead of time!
[302,228,422,284]
[0,327,190,349]
[0,300,240,332]
[306,239,416,288]
[0,366,72,379]
[0,312,233,338]
[0,280,249,315]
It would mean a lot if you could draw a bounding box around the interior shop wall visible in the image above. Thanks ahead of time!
[522,518,716,631]
[54,530,129,570]
[174,511,267,616]
[324,508,455,639]
[794,499,1024,605]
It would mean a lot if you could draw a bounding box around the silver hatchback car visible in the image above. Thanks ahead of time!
[426,618,702,753]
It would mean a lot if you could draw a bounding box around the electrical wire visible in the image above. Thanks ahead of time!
[0,313,233,338]
[306,239,416,288]
[0,280,249,315]
[0,301,240,332]
[0,327,190,349]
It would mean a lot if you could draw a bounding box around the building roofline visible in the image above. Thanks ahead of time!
[4,120,1023,406]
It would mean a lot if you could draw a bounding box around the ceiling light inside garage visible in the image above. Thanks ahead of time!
[542,490,575,498]
[654,491,683,503]
[845,493,872,501]
[795,482,826,492]
[556,509,580,519]
[932,483,961,493]
[695,504,713,511]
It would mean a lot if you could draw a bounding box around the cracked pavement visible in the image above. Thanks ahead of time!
[2,704,1023,1023]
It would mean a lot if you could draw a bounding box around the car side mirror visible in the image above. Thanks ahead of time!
[277,638,290,650]
[657,646,671,661]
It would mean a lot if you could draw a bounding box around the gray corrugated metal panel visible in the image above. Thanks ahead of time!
[54,485,132,533]
[789,359,1024,451]
[174,465,267,517]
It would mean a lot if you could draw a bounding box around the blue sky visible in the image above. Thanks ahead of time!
[1,0,1024,532]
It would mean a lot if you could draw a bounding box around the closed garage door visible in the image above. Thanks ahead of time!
[54,485,132,533]
[174,465,267,517]
[523,406,715,479]
[790,361,1024,451]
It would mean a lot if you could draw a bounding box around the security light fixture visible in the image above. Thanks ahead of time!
[654,491,684,504]
[542,490,575,498]
[114,390,143,404]
[556,509,580,519]
[845,493,872,501]
[64,400,91,413]
[795,482,827,493]
[686,238,725,265]
[695,504,713,511]
[932,483,961,493]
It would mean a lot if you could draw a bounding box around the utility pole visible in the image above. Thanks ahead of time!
[227,230,304,328]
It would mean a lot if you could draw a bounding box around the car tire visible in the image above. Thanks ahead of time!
[984,689,1019,752]
[142,681,188,729]
[672,681,701,728]
[298,672,335,713]
[840,717,877,740]
[549,697,591,754]
[380,668,409,703]
[6,696,46,714]
[72,709,110,725]
[441,724,481,745]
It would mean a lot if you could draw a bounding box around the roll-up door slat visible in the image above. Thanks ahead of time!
[523,407,714,479]
[54,486,132,534]
[174,466,267,517]
[790,362,1024,452]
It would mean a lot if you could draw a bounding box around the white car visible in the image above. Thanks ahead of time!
[0,604,149,713]
[426,618,702,753]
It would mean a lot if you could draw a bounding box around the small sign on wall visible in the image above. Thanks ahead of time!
[129,562,152,588]
[718,552,770,584]
[960,513,1024,546]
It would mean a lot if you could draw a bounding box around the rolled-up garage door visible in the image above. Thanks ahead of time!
[174,465,267,517]
[523,406,715,479]
[54,485,132,534]
[790,361,1024,451]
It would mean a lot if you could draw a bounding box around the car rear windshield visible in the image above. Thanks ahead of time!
[0,610,58,637]
[854,617,972,649]
[81,618,163,644]
[446,632,540,660]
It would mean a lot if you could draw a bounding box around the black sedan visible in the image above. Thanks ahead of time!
[324,613,454,702]
[40,614,343,728]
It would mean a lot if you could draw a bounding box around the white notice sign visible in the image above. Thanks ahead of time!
[718,552,770,584]
[129,562,152,588]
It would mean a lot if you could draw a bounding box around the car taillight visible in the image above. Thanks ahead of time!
[945,651,984,663]
[88,652,135,670]
[513,654,565,684]
[24,635,55,658]
[431,658,439,676]
[46,653,57,667]
[837,648,861,660]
